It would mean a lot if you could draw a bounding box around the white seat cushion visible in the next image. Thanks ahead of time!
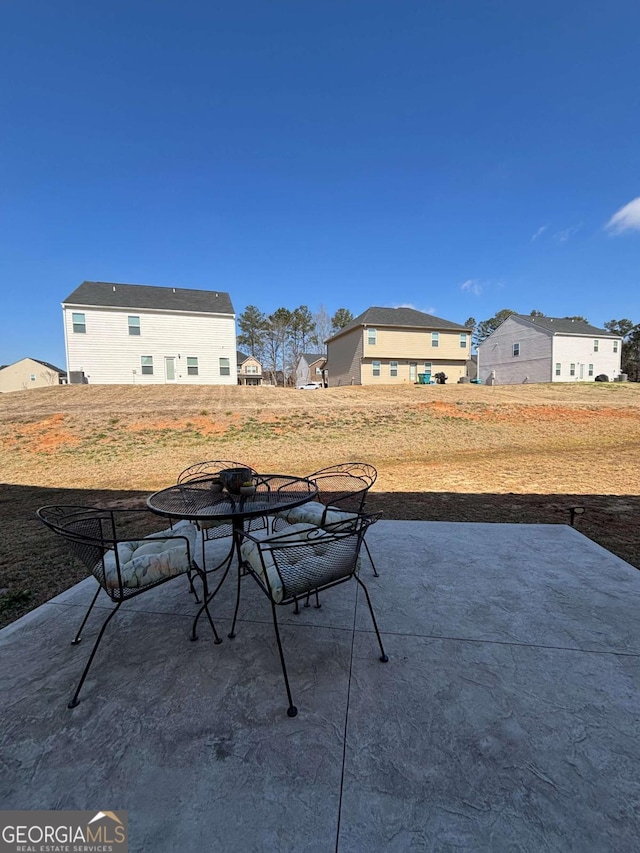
[100,520,197,591]
[240,523,331,603]
[277,501,358,531]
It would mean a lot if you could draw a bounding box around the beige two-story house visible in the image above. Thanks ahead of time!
[325,307,472,386]
[237,351,263,385]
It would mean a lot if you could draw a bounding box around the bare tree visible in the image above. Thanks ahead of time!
[311,305,332,353]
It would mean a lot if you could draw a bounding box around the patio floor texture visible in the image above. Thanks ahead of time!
[1,520,639,852]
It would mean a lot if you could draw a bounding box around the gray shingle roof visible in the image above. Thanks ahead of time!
[328,307,471,340]
[517,315,617,337]
[62,281,234,315]
[32,359,66,375]
[300,352,325,363]
[0,358,65,374]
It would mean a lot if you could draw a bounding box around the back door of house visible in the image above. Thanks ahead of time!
[409,362,417,382]
[165,357,176,382]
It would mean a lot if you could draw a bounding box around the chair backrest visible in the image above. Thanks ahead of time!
[177,459,259,485]
[247,514,376,603]
[308,462,377,513]
[37,505,116,584]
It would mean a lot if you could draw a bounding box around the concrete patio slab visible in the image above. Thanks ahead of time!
[1,521,639,852]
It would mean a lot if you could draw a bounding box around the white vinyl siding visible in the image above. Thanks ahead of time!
[63,305,237,385]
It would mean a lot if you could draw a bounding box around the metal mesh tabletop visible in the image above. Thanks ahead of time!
[147,474,317,523]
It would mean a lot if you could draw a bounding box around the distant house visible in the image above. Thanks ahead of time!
[0,357,66,393]
[237,351,263,386]
[62,281,237,385]
[295,353,326,387]
[325,307,472,386]
[477,315,623,384]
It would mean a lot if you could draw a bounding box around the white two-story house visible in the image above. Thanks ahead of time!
[62,281,237,385]
[477,315,622,384]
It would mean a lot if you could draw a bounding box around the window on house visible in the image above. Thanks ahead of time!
[431,332,439,347]
[594,340,599,352]
[315,366,322,374]
[512,342,520,357]
[459,333,467,348]
[588,364,594,377]
[367,328,377,345]
[246,365,258,374]
[570,363,575,377]
[613,340,619,353]
[141,356,153,375]
[128,316,141,335]
[72,312,86,333]
[555,363,561,376]
[389,361,398,377]
[30,374,36,381]
[424,362,432,373]
[187,357,198,376]
[219,357,230,376]
[372,361,381,377]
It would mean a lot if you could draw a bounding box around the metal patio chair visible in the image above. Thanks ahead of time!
[36,505,217,709]
[230,512,388,717]
[274,462,380,577]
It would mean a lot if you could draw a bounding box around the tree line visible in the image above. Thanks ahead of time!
[237,304,353,386]
[465,310,640,380]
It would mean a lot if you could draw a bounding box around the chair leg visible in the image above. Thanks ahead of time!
[68,602,121,708]
[186,566,201,603]
[269,600,297,717]
[363,539,379,577]
[71,585,102,645]
[354,576,389,663]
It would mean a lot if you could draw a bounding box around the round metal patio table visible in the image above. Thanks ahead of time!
[147,473,318,640]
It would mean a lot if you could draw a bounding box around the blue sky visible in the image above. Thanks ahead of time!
[2,0,639,368]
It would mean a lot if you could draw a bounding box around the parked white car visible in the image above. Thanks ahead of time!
[298,382,323,390]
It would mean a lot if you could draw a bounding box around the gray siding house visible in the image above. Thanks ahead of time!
[477,315,622,384]
[295,353,326,387]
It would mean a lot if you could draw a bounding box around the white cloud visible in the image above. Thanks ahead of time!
[531,225,548,241]
[554,223,582,243]
[605,197,640,235]
[460,279,483,296]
